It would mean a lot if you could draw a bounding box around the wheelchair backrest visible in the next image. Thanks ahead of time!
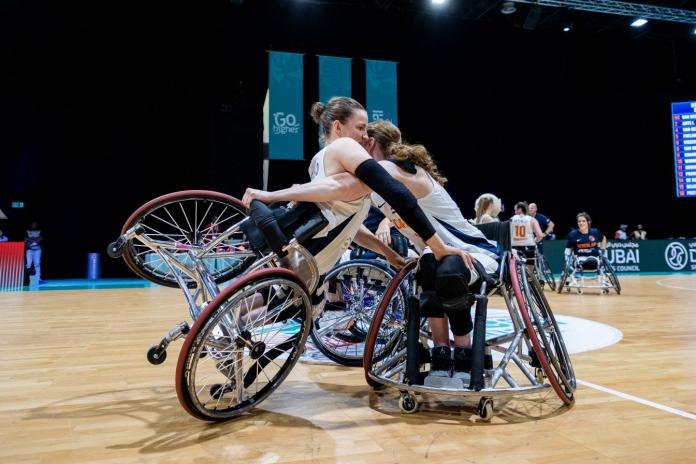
[475,220,512,252]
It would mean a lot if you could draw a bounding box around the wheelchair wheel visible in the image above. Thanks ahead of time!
[310,259,402,366]
[176,268,312,421]
[557,255,572,294]
[601,255,621,295]
[120,190,255,288]
[363,260,418,388]
[510,256,575,405]
[537,255,557,291]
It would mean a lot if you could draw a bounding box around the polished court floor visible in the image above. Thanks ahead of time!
[2,274,696,463]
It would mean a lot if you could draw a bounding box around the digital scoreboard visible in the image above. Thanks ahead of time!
[672,101,696,198]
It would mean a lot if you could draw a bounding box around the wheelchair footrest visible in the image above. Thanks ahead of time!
[424,373,470,389]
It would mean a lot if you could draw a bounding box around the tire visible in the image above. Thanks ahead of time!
[363,260,418,388]
[119,190,255,288]
[509,256,575,405]
[601,255,621,295]
[175,268,312,420]
[538,255,557,291]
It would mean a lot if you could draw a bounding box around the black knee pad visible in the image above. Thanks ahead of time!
[416,253,438,292]
[446,309,473,336]
[435,255,474,312]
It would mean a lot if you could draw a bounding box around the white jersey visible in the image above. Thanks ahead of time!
[371,174,499,282]
[308,149,370,275]
[510,214,535,247]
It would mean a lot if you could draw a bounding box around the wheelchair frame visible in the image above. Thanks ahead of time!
[109,191,333,420]
[362,249,576,421]
[557,251,621,295]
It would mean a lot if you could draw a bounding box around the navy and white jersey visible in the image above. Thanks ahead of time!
[535,213,551,234]
[510,214,536,247]
[307,148,370,274]
[371,174,499,279]
[566,228,604,256]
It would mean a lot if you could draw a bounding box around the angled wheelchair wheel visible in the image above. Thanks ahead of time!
[601,255,621,295]
[538,255,557,291]
[557,255,572,294]
[176,268,312,421]
[363,260,418,389]
[310,259,402,366]
[120,190,255,288]
[510,257,575,405]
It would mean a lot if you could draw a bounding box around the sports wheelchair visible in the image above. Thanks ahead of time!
[108,190,400,420]
[557,249,621,295]
[362,221,576,421]
[532,248,557,291]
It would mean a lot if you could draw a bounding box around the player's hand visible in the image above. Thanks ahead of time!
[242,188,273,208]
[386,253,406,270]
[376,223,392,246]
[432,244,474,269]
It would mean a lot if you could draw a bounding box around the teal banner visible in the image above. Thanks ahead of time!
[365,59,398,124]
[542,239,696,273]
[269,51,304,160]
[319,55,352,103]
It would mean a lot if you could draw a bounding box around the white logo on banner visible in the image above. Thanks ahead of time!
[272,112,300,135]
[607,241,640,272]
[665,242,688,271]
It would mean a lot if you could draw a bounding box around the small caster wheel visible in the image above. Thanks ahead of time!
[577,288,583,294]
[147,345,167,365]
[399,392,419,414]
[477,398,494,421]
[601,288,609,294]
[566,287,571,293]
[535,368,545,384]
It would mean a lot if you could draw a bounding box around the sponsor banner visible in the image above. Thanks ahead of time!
[543,239,696,273]
[269,51,304,160]
[318,55,352,103]
[365,59,398,124]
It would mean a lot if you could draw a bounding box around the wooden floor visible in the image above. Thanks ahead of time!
[2,274,696,463]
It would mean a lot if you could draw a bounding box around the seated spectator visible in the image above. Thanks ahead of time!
[632,224,647,240]
[0,229,8,242]
[614,224,628,241]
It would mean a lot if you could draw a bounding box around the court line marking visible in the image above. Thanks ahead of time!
[656,278,696,292]
[577,379,696,421]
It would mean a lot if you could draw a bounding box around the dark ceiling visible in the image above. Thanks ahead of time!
[306,0,696,39]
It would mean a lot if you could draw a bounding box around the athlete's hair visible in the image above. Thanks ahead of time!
[367,120,401,154]
[386,143,448,186]
[514,202,528,214]
[576,212,592,226]
[310,97,365,144]
[474,193,501,223]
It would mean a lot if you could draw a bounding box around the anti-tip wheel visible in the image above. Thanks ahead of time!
[399,392,419,414]
[477,398,494,421]
[147,345,167,365]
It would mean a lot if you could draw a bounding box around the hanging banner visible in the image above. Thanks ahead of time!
[319,55,352,102]
[365,59,398,124]
[268,51,304,160]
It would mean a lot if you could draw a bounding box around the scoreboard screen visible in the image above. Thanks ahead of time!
[672,101,696,198]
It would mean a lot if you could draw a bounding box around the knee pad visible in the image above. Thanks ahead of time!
[447,310,473,337]
[435,255,474,312]
[416,253,438,292]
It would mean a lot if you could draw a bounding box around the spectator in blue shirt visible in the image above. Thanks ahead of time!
[529,203,555,253]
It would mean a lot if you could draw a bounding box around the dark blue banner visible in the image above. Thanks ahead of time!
[365,59,398,125]
[269,51,304,160]
[319,55,352,103]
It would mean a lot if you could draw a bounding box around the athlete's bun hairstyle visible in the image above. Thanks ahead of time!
[310,97,365,137]
[310,102,326,124]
